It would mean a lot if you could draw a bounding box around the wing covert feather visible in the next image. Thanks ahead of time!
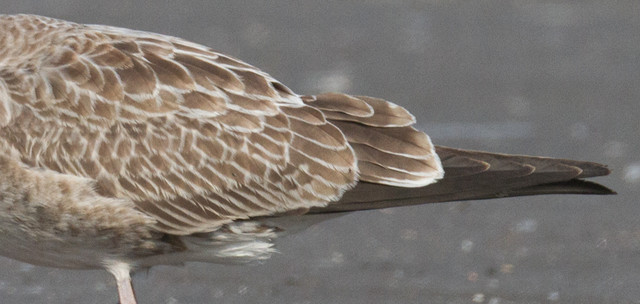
[0,15,358,234]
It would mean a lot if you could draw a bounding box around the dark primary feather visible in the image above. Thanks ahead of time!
[310,146,613,214]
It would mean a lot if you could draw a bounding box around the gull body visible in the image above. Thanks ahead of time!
[0,15,612,303]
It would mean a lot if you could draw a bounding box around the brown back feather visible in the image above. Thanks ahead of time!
[303,93,443,188]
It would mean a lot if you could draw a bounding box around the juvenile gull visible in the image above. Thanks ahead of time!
[0,14,612,304]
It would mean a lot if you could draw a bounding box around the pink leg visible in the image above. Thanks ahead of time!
[115,273,137,304]
[106,261,137,304]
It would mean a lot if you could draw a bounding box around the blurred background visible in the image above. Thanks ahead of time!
[0,1,638,303]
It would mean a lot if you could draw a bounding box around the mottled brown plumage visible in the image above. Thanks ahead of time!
[0,15,612,304]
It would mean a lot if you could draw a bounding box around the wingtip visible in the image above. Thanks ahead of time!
[575,162,612,179]
[515,179,616,196]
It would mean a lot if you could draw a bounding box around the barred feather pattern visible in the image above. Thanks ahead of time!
[302,93,443,187]
[0,15,443,236]
[0,15,366,235]
[0,14,614,304]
